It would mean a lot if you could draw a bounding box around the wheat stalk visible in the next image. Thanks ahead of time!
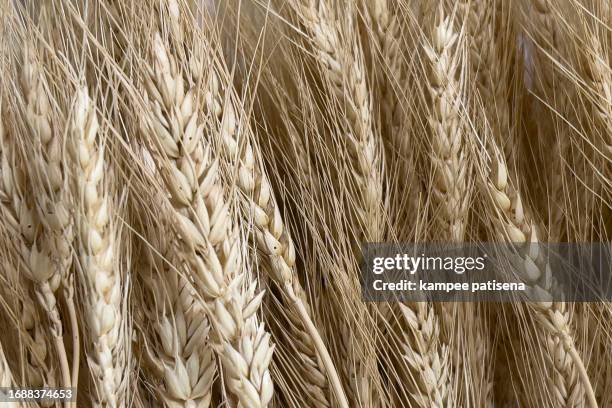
[485,150,598,408]
[143,32,274,407]
[286,3,384,403]
[70,86,128,407]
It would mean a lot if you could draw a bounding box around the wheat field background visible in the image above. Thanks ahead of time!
[0,0,610,407]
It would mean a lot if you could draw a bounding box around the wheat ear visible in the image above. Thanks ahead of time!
[142,242,216,408]
[583,35,612,188]
[462,0,512,158]
[1,116,54,394]
[366,0,403,131]
[70,87,128,407]
[144,33,274,407]
[287,3,383,403]
[399,302,451,407]
[202,48,348,407]
[424,9,470,242]
[291,0,383,242]
[20,46,74,394]
[2,102,72,404]
[486,152,597,408]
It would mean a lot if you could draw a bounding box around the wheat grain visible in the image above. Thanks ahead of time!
[143,32,274,407]
[70,87,128,407]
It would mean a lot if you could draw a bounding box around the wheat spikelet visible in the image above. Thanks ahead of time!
[21,46,74,291]
[486,150,597,408]
[143,32,274,407]
[70,87,128,407]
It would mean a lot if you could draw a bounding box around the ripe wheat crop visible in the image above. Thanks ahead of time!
[0,0,610,407]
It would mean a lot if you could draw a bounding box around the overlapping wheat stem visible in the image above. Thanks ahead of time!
[70,87,128,407]
[486,151,598,408]
[201,44,348,407]
[142,32,275,407]
[144,245,217,407]
[291,0,383,242]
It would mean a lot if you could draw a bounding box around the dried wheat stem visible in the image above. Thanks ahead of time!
[71,87,128,407]
[203,55,347,407]
[424,10,470,242]
[143,33,273,407]
[292,0,383,241]
[487,153,597,408]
